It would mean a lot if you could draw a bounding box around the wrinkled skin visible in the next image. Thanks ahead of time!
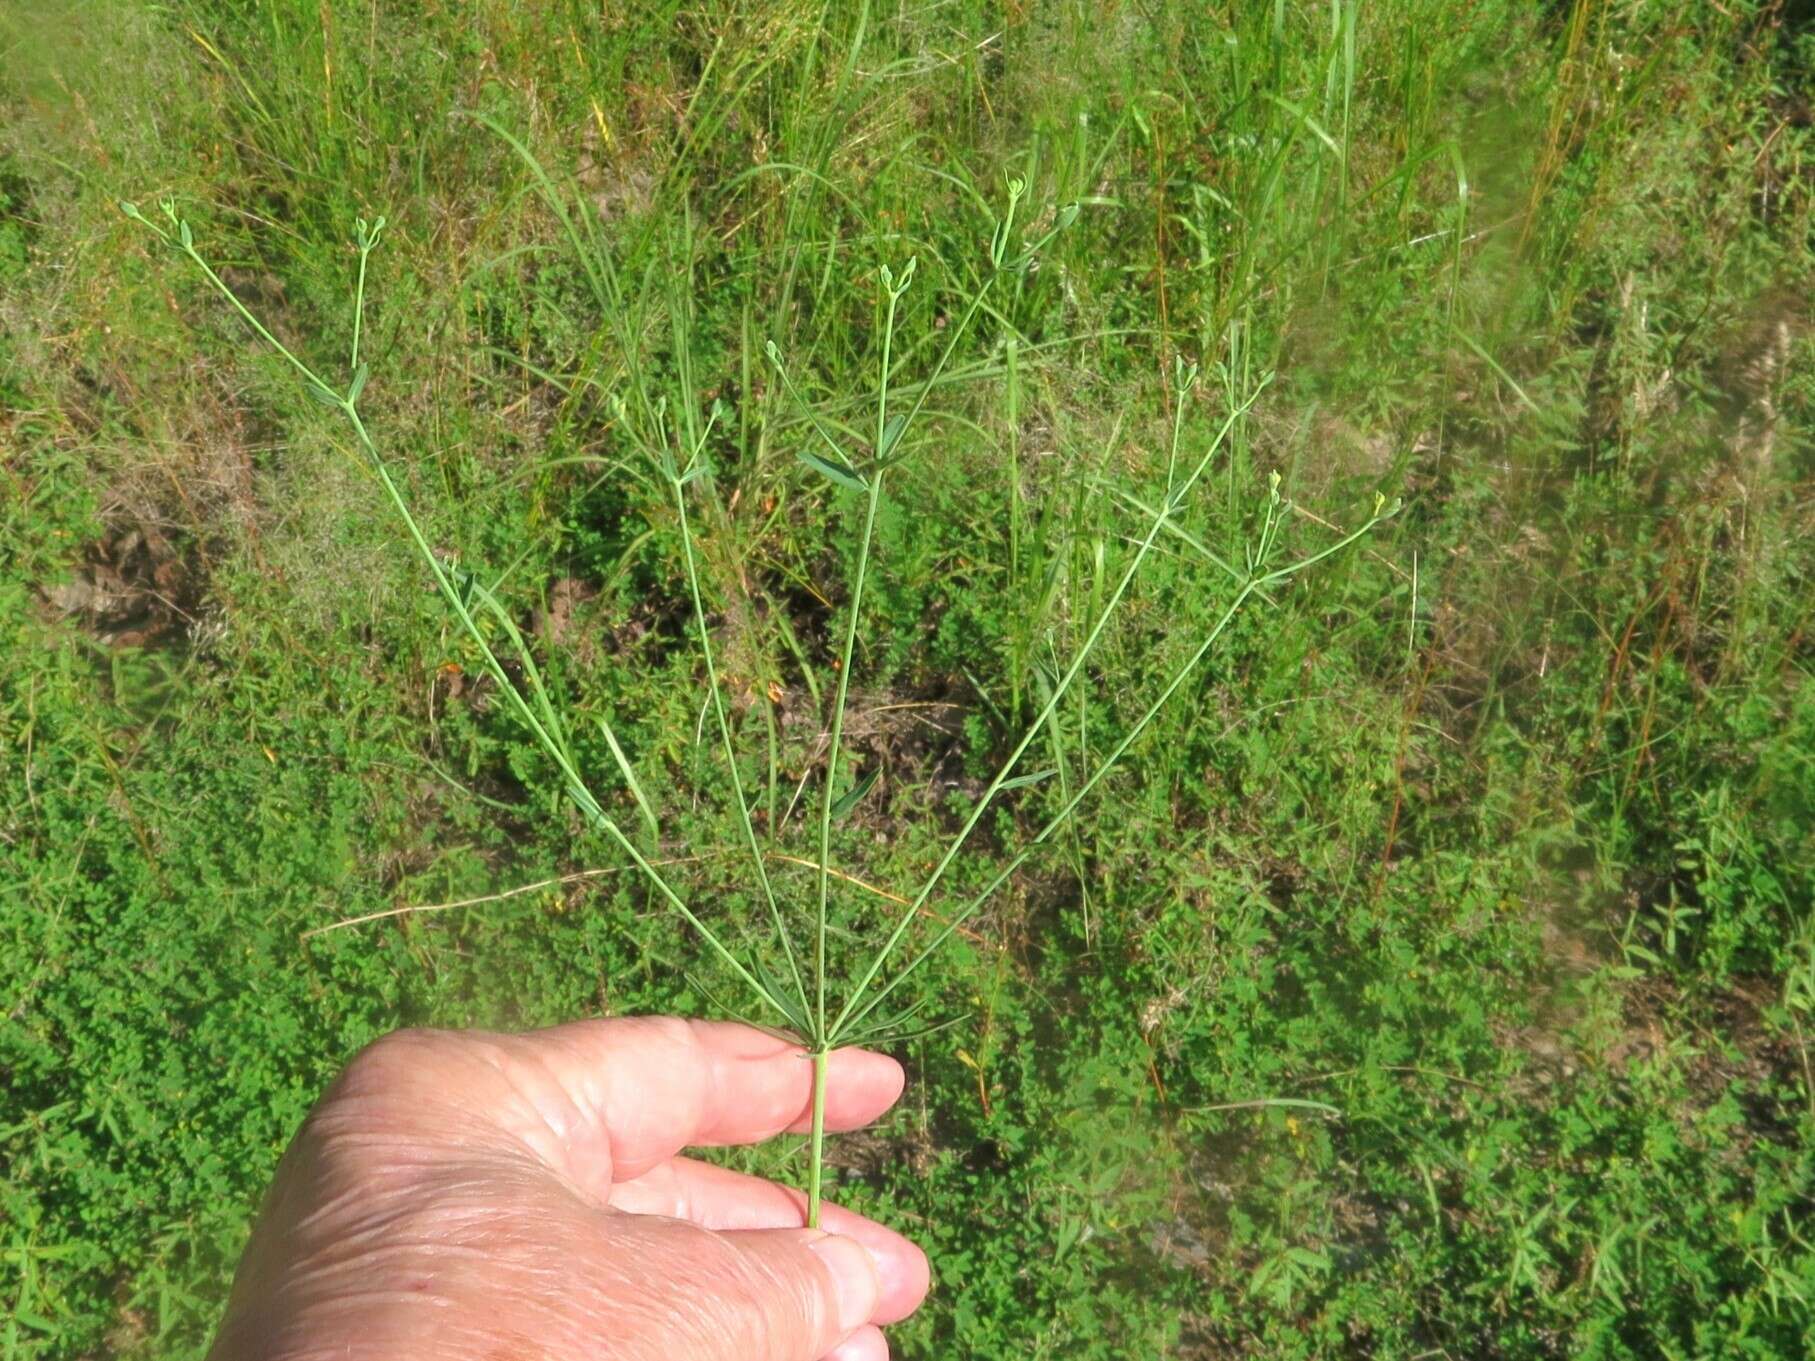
[210,1018,930,1361]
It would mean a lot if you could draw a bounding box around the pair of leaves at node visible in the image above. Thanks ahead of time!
[793,398,911,491]
[305,363,368,409]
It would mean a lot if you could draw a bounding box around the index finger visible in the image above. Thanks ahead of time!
[480,1017,905,1189]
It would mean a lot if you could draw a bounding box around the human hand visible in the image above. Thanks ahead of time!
[210,1017,929,1361]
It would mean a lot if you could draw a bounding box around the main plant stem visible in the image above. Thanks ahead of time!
[806,1045,831,1229]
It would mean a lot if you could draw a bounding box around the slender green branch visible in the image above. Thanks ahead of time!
[840,584,1252,1038]
[815,268,907,1038]
[838,499,1393,1039]
[768,353,864,477]
[672,461,807,1016]
[351,215,384,371]
[123,205,785,1027]
[341,409,779,1011]
[830,378,1268,1037]
[869,265,994,470]
[123,194,1391,1227]
[120,202,329,398]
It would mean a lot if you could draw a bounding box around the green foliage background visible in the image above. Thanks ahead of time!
[3,1,1812,1356]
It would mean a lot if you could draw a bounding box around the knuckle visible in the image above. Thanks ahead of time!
[331,1027,514,1117]
[339,1026,446,1091]
[620,1013,698,1052]
[645,1224,819,1356]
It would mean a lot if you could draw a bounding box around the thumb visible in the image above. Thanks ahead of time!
[635,1221,881,1361]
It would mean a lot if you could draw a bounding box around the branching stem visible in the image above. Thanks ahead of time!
[125,195,1393,1249]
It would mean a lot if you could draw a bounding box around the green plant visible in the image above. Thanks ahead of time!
[117,186,1393,1226]
[10,4,1811,1355]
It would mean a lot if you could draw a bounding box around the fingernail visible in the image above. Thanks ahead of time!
[807,1233,880,1334]
[824,1325,889,1361]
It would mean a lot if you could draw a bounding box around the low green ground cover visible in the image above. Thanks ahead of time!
[3,2,1811,1356]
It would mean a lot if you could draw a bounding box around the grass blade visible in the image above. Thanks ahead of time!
[830,767,879,819]
[798,447,868,491]
[597,714,660,843]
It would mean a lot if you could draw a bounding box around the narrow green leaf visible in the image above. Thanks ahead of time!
[830,766,879,819]
[845,1011,964,1047]
[753,958,812,1037]
[348,362,369,405]
[598,715,660,842]
[836,993,962,1047]
[877,412,908,463]
[843,991,934,1036]
[998,767,1056,792]
[307,383,343,407]
[685,971,799,1041]
[797,447,867,491]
